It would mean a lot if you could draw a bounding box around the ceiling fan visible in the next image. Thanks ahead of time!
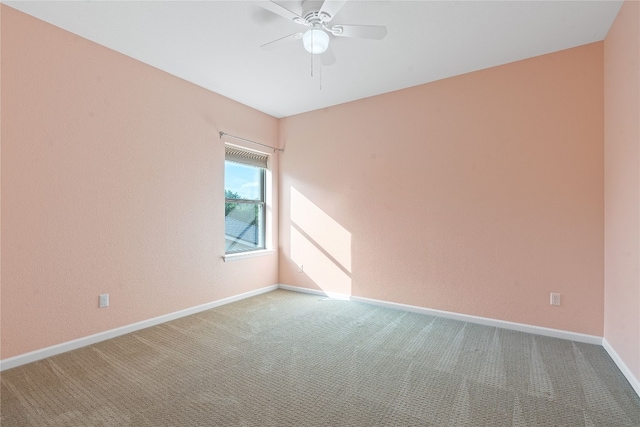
[259,0,388,66]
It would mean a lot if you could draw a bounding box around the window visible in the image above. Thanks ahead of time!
[224,146,267,254]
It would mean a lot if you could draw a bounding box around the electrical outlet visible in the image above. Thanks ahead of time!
[298,264,304,273]
[99,294,109,308]
[550,293,560,306]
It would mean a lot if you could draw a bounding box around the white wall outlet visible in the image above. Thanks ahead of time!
[99,293,109,308]
[298,264,304,273]
[550,293,561,306]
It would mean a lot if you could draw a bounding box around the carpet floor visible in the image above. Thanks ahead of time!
[1,289,639,426]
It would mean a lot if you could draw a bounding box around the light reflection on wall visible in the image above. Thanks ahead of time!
[290,187,352,297]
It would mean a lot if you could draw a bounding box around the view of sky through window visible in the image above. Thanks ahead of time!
[224,162,261,200]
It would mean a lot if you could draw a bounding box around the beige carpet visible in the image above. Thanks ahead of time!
[2,289,639,426]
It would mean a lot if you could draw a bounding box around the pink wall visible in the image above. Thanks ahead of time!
[0,6,279,359]
[279,43,605,336]
[604,0,640,382]
[0,5,3,360]
[1,3,621,362]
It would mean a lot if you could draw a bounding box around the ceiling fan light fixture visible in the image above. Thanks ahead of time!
[302,29,329,54]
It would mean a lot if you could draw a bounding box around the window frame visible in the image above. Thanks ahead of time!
[224,154,267,255]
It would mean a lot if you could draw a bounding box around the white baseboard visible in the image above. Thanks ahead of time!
[602,338,640,397]
[6,283,636,400]
[277,284,602,345]
[351,295,603,345]
[0,285,278,372]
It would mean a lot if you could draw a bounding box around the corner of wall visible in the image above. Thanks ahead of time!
[603,0,640,388]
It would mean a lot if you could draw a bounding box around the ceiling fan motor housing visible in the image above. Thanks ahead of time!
[259,0,387,62]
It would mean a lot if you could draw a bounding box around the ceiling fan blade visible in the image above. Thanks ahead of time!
[332,24,387,40]
[260,32,303,50]
[259,0,305,23]
[321,45,336,66]
[319,0,347,21]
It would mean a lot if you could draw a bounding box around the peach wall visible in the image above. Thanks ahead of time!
[0,6,279,359]
[0,5,3,360]
[279,43,605,336]
[604,0,640,381]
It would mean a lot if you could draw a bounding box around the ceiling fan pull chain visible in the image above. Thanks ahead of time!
[309,29,321,89]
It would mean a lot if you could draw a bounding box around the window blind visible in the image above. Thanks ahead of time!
[225,145,268,169]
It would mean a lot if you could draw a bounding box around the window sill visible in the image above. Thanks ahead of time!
[223,249,275,262]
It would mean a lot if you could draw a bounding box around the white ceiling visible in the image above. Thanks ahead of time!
[4,0,623,118]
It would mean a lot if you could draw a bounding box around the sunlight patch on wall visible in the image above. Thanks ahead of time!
[290,187,351,272]
[290,226,351,297]
[290,187,352,297]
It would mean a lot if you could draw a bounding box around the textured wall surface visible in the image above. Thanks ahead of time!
[2,2,621,362]
[604,0,640,383]
[1,6,279,359]
[279,42,605,336]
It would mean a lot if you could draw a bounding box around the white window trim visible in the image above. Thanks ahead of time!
[222,249,276,262]
[224,144,273,257]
